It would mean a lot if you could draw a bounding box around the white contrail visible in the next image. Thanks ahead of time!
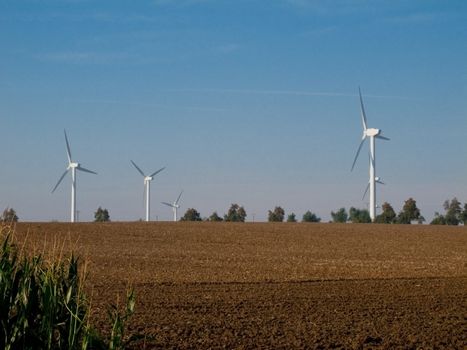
[161,88,418,100]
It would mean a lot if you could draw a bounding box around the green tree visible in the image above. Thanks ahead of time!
[430,212,446,225]
[268,206,285,222]
[94,207,110,222]
[397,198,422,224]
[1,208,19,223]
[209,211,223,222]
[286,213,297,222]
[349,207,371,223]
[461,203,467,224]
[330,208,348,223]
[443,198,462,225]
[224,204,247,222]
[374,202,396,224]
[180,208,202,221]
[302,211,321,223]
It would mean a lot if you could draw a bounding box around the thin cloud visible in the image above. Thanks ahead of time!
[64,98,229,113]
[161,88,418,100]
[385,12,440,24]
[34,51,137,64]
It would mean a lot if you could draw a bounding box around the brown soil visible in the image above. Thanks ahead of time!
[11,222,467,349]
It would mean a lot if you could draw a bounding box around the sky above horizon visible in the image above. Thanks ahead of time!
[1,0,466,222]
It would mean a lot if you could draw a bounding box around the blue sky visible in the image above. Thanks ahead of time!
[1,0,466,222]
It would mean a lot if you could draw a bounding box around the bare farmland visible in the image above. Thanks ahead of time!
[13,222,467,349]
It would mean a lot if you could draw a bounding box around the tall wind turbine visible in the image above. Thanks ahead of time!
[131,160,165,222]
[162,190,183,222]
[52,130,97,223]
[351,88,390,221]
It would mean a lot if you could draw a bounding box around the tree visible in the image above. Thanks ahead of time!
[349,207,371,223]
[287,213,297,222]
[209,211,223,222]
[444,198,462,226]
[302,211,321,223]
[268,206,285,222]
[374,202,396,224]
[94,207,110,222]
[224,204,247,222]
[397,198,422,224]
[180,208,202,221]
[461,203,467,224]
[330,208,348,223]
[1,208,18,223]
[430,212,446,225]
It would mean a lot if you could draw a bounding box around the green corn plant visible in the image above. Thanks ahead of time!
[107,287,136,350]
[1,225,139,350]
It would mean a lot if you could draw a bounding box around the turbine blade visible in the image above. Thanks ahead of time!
[359,87,368,131]
[64,129,72,163]
[77,166,97,175]
[161,202,174,208]
[131,160,146,177]
[376,135,390,141]
[362,183,370,200]
[175,190,183,205]
[150,167,165,178]
[52,170,69,193]
[351,137,366,171]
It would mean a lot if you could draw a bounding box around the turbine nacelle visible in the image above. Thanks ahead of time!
[364,128,381,137]
[69,162,79,169]
[144,176,153,183]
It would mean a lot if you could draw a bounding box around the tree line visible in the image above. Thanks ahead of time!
[2,197,467,224]
[179,197,467,225]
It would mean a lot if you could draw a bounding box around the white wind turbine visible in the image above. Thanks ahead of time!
[362,153,386,201]
[131,160,165,222]
[351,88,390,221]
[52,130,97,223]
[162,190,183,222]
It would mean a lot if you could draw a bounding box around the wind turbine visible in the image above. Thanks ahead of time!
[52,130,97,223]
[131,160,165,222]
[161,190,183,222]
[362,154,386,201]
[351,88,390,221]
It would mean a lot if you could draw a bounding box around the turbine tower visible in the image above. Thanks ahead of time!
[162,190,183,222]
[52,130,97,223]
[351,88,390,221]
[131,160,165,222]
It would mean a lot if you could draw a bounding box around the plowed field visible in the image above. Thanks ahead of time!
[12,222,467,349]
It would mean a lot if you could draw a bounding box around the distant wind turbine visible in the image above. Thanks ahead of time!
[351,88,390,221]
[362,153,385,201]
[131,160,165,222]
[52,130,97,223]
[162,190,183,222]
